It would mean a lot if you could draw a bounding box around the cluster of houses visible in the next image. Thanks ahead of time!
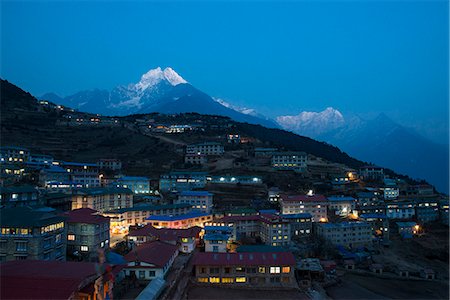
[0,141,449,299]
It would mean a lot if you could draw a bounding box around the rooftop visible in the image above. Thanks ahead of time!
[179,191,213,197]
[124,241,178,268]
[192,251,295,266]
[73,187,133,196]
[236,245,287,253]
[64,208,109,225]
[118,176,149,181]
[0,260,98,300]
[146,210,210,222]
[106,203,191,214]
[327,196,356,202]
[280,194,327,203]
[0,206,65,227]
[128,225,202,239]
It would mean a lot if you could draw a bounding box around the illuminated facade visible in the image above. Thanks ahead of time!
[271,152,307,172]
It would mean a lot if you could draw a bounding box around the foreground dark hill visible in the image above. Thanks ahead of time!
[0,79,423,185]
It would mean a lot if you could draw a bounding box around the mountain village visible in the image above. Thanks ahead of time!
[0,78,449,300]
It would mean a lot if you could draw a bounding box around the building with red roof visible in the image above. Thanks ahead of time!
[280,194,328,222]
[0,260,110,300]
[123,240,178,281]
[64,208,110,261]
[192,251,297,288]
[127,224,202,253]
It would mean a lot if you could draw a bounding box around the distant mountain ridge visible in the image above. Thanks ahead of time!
[276,108,449,193]
[40,67,278,128]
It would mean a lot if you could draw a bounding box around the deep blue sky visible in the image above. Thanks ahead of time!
[1,1,448,143]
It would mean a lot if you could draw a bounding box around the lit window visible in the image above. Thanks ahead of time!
[236,277,246,283]
[221,277,234,283]
[209,277,220,283]
[270,267,280,274]
[81,246,89,252]
[259,267,266,273]
[282,266,290,273]
[198,277,208,283]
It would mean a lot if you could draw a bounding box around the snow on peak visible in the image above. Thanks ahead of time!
[135,67,187,92]
[213,98,257,116]
[276,107,345,138]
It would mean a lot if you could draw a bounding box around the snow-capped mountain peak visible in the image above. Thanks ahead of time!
[134,67,187,92]
[276,107,345,138]
[213,98,257,116]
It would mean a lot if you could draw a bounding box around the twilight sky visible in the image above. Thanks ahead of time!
[1,0,448,143]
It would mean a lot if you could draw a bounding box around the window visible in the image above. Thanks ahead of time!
[81,246,89,252]
[236,277,246,283]
[139,271,145,279]
[248,268,257,273]
[259,267,266,273]
[209,277,220,283]
[224,267,230,274]
[55,234,62,244]
[149,271,156,277]
[270,267,280,274]
[270,277,281,283]
[282,266,291,273]
[200,267,206,274]
[235,267,245,272]
[15,241,27,252]
[221,277,234,283]
[68,234,75,241]
[81,225,87,232]
[210,267,220,274]
[198,277,208,283]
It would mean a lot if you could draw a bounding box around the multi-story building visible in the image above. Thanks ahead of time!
[271,152,307,172]
[65,208,110,262]
[227,134,241,144]
[104,203,192,233]
[281,213,312,238]
[327,196,356,217]
[280,194,328,222]
[204,226,234,253]
[39,165,71,187]
[359,166,384,181]
[259,215,291,247]
[60,161,100,187]
[116,176,150,194]
[268,187,281,203]
[0,146,30,164]
[206,175,262,185]
[356,191,381,207]
[406,185,435,197]
[359,213,389,241]
[192,251,297,288]
[383,187,399,200]
[0,206,66,261]
[176,191,214,213]
[185,153,208,165]
[159,171,208,192]
[123,241,178,281]
[414,199,439,223]
[146,210,213,229]
[97,159,122,171]
[357,204,386,216]
[0,185,40,207]
[127,225,201,253]
[315,221,372,249]
[71,187,133,213]
[186,142,224,156]
[385,202,415,220]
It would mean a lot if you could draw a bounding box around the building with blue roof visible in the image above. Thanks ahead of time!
[360,214,390,241]
[281,213,312,238]
[116,176,151,194]
[146,210,213,229]
[204,226,234,253]
[396,221,419,239]
[327,196,356,217]
[176,190,213,213]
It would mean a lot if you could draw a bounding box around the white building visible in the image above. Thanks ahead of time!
[185,153,208,165]
[383,187,399,200]
[315,221,372,248]
[327,196,356,217]
[123,241,178,281]
[386,202,415,219]
[116,176,151,194]
[271,152,308,172]
[186,142,224,156]
[176,191,214,213]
